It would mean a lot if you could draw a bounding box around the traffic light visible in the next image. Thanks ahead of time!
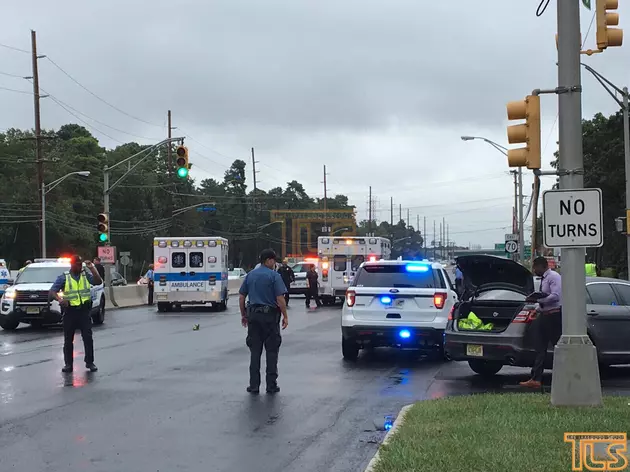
[596,0,623,50]
[97,213,109,243]
[175,145,189,178]
[506,95,541,169]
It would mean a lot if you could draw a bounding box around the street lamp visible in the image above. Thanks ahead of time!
[332,227,350,235]
[42,170,91,257]
[461,135,525,264]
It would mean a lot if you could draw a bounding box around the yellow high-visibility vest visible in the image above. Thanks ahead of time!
[63,272,91,306]
[585,263,597,277]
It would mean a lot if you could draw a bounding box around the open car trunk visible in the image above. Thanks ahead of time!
[455,298,525,333]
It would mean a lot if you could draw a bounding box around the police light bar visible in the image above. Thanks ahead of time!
[406,264,430,272]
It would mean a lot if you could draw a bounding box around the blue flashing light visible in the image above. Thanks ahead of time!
[380,296,392,304]
[405,264,429,272]
[399,329,411,339]
[384,416,394,431]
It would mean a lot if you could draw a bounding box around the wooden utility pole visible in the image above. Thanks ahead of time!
[390,197,393,226]
[323,165,328,233]
[251,147,258,191]
[368,186,372,234]
[31,30,44,255]
[167,110,172,174]
[399,204,402,224]
[433,220,436,260]
[407,208,410,233]
[423,216,426,250]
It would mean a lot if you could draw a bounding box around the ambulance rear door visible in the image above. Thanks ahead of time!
[204,240,222,298]
[168,241,204,293]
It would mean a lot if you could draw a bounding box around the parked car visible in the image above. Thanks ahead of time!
[228,268,247,280]
[111,271,127,286]
[289,260,319,295]
[445,255,630,377]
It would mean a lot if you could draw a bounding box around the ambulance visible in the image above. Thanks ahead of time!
[153,237,229,312]
[317,236,392,304]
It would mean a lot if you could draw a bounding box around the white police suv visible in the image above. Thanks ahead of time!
[341,259,458,361]
[0,258,105,331]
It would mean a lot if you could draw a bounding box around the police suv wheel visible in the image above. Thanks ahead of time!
[342,337,359,361]
[0,317,19,331]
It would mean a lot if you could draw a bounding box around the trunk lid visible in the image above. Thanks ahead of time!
[456,255,534,295]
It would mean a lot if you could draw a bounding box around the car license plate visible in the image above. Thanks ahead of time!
[466,345,483,357]
[26,307,40,314]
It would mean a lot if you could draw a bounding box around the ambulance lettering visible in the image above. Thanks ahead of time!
[171,281,204,288]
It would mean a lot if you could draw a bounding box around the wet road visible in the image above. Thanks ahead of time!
[1,302,629,472]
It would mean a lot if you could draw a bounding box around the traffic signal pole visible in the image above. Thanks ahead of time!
[552,0,602,406]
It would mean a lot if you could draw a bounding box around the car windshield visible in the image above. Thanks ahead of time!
[229,270,239,277]
[16,266,67,284]
[353,264,445,289]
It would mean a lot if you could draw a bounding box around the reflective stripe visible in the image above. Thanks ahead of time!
[64,273,91,306]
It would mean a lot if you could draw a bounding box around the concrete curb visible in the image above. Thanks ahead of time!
[364,404,414,472]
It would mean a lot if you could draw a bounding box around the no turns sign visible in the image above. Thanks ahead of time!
[542,189,603,248]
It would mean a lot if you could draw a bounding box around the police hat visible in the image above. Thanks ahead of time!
[70,255,83,265]
[259,249,277,263]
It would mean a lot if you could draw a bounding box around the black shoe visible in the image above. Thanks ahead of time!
[246,386,260,394]
[266,385,280,394]
[61,365,73,373]
[86,363,98,372]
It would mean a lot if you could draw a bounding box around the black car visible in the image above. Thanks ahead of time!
[444,255,630,377]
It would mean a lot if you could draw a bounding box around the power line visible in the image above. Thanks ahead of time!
[0,42,30,54]
[0,70,26,79]
[0,85,32,95]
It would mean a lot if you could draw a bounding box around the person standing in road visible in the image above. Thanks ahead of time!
[520,256,562,389]
[455,265,463,297]
[93,257,105,279]
[144,264,155,305]
[305,264,322,309]
[50,255,103,373]
[277,258,295,306]
[239,249,289,394]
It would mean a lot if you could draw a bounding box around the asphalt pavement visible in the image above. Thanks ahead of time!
[1,300,629,472]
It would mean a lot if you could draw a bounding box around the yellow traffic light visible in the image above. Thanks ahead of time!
[175,145,189,178]
[506,95,541,169]
[97,213,109,243]
[596,0,623,50]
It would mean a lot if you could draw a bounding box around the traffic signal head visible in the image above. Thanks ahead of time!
[596,0,623,50]
[175,145,189,178]
[97,213,109,242]
[506,94,541,169]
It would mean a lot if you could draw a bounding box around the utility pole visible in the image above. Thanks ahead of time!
[323,165,328,234]
[423,217,426,251]
[624,86,630,280]
[416,215,420,235]
[518,168,525,264]
[439,222,443,259]
[447,224,450,260]
[551,0,601,406]
[251,147,258,192]
[368,186,372,234]
[167,110,173,175]
[531,175,540,265]
[399,204,402,224]
[31,30,44,255]
[407,208,410,231]
[433,220,436,260]
[390,197,393,226]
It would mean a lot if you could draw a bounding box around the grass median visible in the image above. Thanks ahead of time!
[371,393,629,472]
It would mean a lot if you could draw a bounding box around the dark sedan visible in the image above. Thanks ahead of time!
[444,255,630,377]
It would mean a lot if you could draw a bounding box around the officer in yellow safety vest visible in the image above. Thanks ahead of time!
[585,262,598,277]
[50,255,102,373]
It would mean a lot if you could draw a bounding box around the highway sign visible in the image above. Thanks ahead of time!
[505,240,519,254]
[120,255,131,266]
[542,188,603,248]
[97,246,116,264]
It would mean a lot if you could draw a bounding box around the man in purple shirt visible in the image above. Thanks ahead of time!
[520,256,563,388]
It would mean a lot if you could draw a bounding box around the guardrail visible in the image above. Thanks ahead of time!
[105,278,242,310]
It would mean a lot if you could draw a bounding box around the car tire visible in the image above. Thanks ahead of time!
[0,317,19,331]
[342,337,359,361]
[92,297,105,325]
[157,302,170,313]
[218,301,227,311]
[468,359,503,377]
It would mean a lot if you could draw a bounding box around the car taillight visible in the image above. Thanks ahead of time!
[513,309,537,323]
[448,305,455,320]
[433,292,447,310]
[322,269,328,281]
[346,290,356,307]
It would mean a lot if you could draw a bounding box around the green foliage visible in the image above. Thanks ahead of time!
[0,124,359,274]
[356,220,425,259]
[551,111,627,276]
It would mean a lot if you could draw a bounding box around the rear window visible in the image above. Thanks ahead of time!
[352,265,445,289]
[334,255,347,271]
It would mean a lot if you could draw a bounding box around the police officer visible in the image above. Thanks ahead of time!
[277,258,295,306]
[50,255,102,373]
[239,249,289,394]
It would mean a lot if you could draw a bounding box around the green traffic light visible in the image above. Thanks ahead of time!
[177,167,189,178]
[99,233,108,242]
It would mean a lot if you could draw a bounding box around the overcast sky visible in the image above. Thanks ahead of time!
[1,0,628,248]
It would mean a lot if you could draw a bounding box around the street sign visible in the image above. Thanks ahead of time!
[120,255,131,266]
[97,246,116,264]
[505,240,519,254]
[120,251,131,257]
[505,233,518,242]
[542,188,603,248]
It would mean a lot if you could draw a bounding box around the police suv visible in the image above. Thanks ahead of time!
[0,258,106,331]
[341,259,458,360]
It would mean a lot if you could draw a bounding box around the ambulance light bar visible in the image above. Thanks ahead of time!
[158,240,167,248]
[196,241,205,247]
[171,241,180,247]
[184,240,192,247]
[208,241,217,247]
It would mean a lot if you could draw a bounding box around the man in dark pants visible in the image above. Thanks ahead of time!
[144,264,155,305]
[50,255,103,373]
[239,249,289,394]
[277,258,295,306]
[305,264,322,308]
[520,256,562,388]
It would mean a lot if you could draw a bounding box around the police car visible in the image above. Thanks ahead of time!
[341,259,458,361]
[0,258,106,331]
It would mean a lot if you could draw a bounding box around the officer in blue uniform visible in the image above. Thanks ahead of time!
[50,255,102,373]
[239,249,289,394]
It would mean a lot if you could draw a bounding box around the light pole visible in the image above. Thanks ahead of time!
[579,62,630,279]
[41,170,90,257]
[461,135,525,264]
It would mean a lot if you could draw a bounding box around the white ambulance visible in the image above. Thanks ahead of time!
[317,236,392,304]
[153,237,229,312]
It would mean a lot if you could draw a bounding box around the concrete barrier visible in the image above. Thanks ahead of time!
[106,281,242,310]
